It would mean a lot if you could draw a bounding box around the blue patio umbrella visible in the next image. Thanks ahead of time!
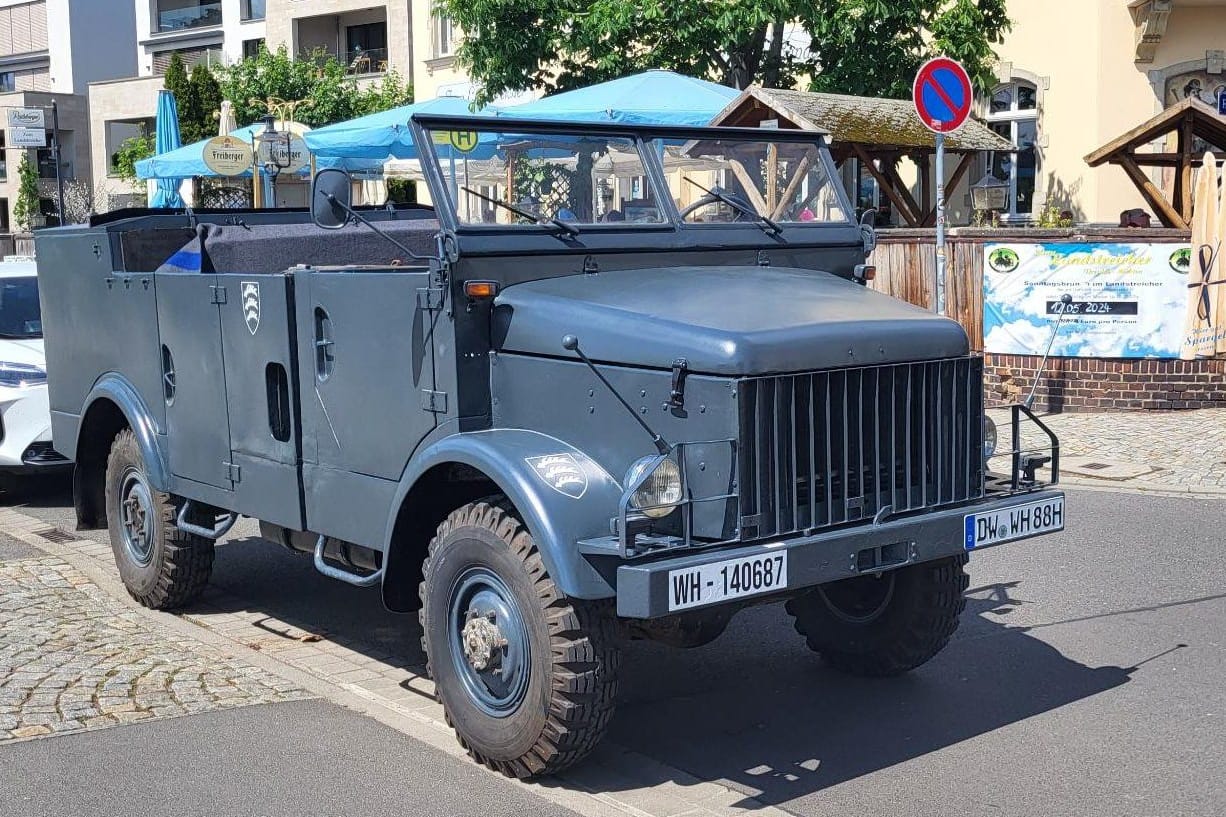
[136,125,352,179]
[303,95,500,165]
[499,69,739,126]
[150,90,185,208]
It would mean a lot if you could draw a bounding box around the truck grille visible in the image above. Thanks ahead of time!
[737,357,984,540]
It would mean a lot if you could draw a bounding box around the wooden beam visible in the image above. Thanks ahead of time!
[1129,152,1226,165]
[1116,154,1188,229]
[880,158,925,226]
[921,152,975,227]
[725,159,771,215]
[917,153,931,217]
[851,143,919,226]
[770,154,812,221]
[1179,111,1195,222]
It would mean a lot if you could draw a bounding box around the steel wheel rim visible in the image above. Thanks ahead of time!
[818,571,897,624]
[447,565,530,718]
[119,467,155,567]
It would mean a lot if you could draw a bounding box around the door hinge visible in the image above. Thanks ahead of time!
[421,389,448,413]
[210,285,227,304]
[223,462,241,483]
[417,287,445,310]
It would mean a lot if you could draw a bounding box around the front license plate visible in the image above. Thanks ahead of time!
[667,550,788,612]
[964,496,1064,550]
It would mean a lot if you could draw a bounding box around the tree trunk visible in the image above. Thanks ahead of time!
[761,20,786,88]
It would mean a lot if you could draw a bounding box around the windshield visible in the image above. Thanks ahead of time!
[423,127,664,226]
[0,276,41,339]
[653,136,850,225]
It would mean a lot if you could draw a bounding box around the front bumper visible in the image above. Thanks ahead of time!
[0,384,71,474]
[615,488,1064,618]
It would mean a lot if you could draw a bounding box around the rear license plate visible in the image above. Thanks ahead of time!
[964,496,1064,550]
[667,550,788,612]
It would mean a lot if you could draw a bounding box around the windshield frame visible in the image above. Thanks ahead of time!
[408,114,855,235]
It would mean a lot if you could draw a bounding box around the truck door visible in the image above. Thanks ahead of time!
[294,267,438,547]
[216,274,304,530]
[155,274,234,491]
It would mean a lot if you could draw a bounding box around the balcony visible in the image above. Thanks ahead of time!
[156,1,222,34]
[296,14,388,75]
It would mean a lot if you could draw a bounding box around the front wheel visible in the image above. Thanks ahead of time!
[419,500,619,778]
[104,429,214,609]
[785,555,969,677]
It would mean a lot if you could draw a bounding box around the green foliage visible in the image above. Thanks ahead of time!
[214,43,413,129]
[162,52,225,143]
[1037,202,1074,228]
[12,152,41,232]
[438,0,1011,103]
[112,131,156,184]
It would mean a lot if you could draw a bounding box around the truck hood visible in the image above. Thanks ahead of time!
[492,266,968,376]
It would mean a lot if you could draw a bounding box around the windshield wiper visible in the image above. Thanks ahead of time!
[683,176,782,236]
[461,186,580,237]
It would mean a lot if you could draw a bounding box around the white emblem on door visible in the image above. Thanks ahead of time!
[241,281,260,335]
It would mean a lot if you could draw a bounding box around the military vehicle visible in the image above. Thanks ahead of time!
[37,115,1063,777]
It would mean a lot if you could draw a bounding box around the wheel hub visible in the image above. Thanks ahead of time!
[461,612,508,671]
[119,469,155,567]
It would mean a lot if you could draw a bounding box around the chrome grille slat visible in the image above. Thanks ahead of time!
[738,358,984,541]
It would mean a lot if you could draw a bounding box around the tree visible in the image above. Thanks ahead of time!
[213,44,413,129]
[436,0,1010,103]
[163,52,224,143]
[12,152,41,232]
[111,130,156,184]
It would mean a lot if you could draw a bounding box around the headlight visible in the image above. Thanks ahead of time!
[626,456,683,519]
[0,362,46,388]
[983,415,998,460]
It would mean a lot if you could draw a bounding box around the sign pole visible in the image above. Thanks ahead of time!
[935,131,946,314]
[50,99,65,226]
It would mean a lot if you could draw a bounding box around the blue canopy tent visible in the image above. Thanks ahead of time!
[150,90,185,207]
[303,95,499,167]
[498,69,738,125]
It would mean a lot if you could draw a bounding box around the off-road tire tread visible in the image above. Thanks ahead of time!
[419,499,619,778]
[786,555,969,677]
[105,429,214,610]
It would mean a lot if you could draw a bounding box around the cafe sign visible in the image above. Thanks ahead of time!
[256,134,310,174]
[7,108,44,129]
[202,135,254,176]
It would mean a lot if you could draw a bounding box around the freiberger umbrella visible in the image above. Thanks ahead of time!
[1182,152,1219,359]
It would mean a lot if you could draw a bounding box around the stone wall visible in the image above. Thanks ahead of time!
[984,354,1226,412]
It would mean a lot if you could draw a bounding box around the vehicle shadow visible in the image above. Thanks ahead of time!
[194,537,1140,809]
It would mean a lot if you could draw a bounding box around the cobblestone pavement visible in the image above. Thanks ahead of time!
[0,551,313,743]
[987,407,1226,493]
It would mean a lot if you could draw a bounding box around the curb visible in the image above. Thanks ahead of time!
[1057,474,1226,498]
[0,508,790,817]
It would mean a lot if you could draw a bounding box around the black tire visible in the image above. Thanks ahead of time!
[419,500,619,778]
[785,555,969,677]
[104,429,214,609]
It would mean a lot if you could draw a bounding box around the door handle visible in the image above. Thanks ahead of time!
[314,307,334,381]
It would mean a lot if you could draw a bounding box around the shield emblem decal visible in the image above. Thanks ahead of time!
[241,281,260,335]
[526,454,588,499]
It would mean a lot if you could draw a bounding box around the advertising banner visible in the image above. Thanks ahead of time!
[983,243,1194,359]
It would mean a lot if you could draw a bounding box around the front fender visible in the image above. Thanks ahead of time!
[81,373,169,491]
[386,429,624,599]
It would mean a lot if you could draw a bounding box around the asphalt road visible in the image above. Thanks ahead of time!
[0,699,581,817]
[7,479,1225,817]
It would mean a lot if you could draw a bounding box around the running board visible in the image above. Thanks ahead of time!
[176,502,238,540]
[313,535,384,587]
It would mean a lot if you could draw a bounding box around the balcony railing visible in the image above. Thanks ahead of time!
[157,1,222,33]
[301,46,389,75]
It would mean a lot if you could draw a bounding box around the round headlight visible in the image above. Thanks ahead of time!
[983,416,998,460]
[626,456,682,519]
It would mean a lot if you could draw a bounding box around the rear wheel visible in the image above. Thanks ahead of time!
[104,429,214,609]
[785,555,969,677]
[419,500,619,778]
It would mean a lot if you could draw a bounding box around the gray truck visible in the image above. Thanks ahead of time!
[37,115,1063,778]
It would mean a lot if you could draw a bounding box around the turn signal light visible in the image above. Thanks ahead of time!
[854,264,877,282]
[464,281,499,299]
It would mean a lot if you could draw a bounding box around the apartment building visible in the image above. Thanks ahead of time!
[0,0,136,231]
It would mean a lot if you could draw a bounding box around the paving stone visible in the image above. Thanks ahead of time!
[0,556,312,745]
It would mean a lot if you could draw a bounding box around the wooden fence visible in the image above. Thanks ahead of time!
[868,227,1191,351]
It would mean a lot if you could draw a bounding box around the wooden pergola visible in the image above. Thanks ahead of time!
[710,86,1015,227]
[1084,96,1226,229]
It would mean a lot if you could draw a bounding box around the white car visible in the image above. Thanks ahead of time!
[0,258,70,489]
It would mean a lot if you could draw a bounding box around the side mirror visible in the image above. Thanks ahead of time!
[859,207,878,227]
[311,168,353,230]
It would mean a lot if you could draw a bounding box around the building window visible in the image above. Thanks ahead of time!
[153,46,224,74]
[0,73,13,93]
[242,38,265,60]
[345,22,387,74]
[435,14,454,57]
[240,0,265,22]
[0,131,6,182]
[0,200,8,232]
[106,119,154,176]
[986,79,1039,218]
[155,1,222,34]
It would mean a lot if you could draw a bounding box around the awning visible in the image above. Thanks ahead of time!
[499,69,738,125]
